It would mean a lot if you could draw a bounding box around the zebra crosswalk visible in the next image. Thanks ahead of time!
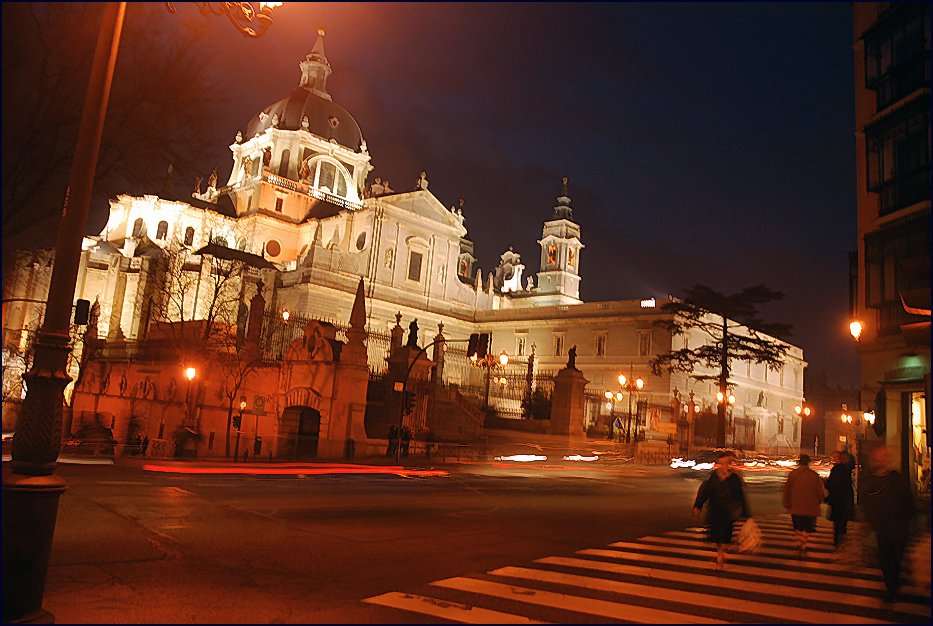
[363,514,932,623]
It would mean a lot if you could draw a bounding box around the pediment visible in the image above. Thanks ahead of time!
[380,190,466,235]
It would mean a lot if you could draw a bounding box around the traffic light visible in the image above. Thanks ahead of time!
[232,414,242,430]
[477,333,489,359]
[74,299,90,325]
[403,391,415,415]
[467,332,490,359]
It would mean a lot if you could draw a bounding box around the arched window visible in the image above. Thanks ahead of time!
[183,227,195,246]
[212,236,228,248]
[279,149,290,177]
[305,156,354,201]
[156,221,168,240]
[132,218,144,238]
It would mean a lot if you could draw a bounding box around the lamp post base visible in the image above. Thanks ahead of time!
[2,466,67,624]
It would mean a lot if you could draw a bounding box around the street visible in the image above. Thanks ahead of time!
[37,461,930,623]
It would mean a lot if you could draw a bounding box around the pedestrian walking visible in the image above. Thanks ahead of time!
[693,450,751,569]
[861,445,914,604]
[400,426,411,458]
[824,450,855,547]
[386,425,399,458]
[783,453,825,557]
[141,434,149,457]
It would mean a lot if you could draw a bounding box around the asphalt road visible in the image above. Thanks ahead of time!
[36,462,928,623]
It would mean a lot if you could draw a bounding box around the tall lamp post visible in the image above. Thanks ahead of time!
[234,396,246,461]
[2,4,281,621]
[184,366,197,427]
[604,390,624,441]
[717,389,737,447]
[795,402,813,454]
[474,350,509,414]
[610,368,644,442]
[841,407,853,452]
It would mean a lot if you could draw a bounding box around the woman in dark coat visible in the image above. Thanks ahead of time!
[693,451,751,568]
[824,450,855,547]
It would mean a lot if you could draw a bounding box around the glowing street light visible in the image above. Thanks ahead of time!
[609,367,646,442]
[185,366,197,381]
[850,320,863,342]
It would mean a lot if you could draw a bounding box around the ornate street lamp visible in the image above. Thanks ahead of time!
[2,4,282,621]
[165,2,283,38]
[608,367,645,443]
[717,389,737,447]
[474,350,509,414]
[234,396,247,461]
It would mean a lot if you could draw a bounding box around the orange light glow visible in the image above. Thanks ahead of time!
[185,367,196,381]
[849,320,862,342]
[143,463,448,478]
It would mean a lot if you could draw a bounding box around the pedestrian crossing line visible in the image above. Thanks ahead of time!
[430,577,726,624]
[362,591,548,624]
[745,523,837,537]
[635,535,853,564]
[684,526,837,545]
[668,531,837,551]
[534,556,932,618]
[487,566,890,625]
[576,548,884,592]
[607,541,883,577]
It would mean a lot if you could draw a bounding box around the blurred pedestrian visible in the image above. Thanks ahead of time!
[824,450,855,547]
[400,426,411,458]
[141,434,149,457]
[861,445,914,603]
[693,450,751,569]
[783,453,825,557]
[386,425,399,458]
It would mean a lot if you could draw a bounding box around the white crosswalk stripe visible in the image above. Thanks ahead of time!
[363,514,932,624]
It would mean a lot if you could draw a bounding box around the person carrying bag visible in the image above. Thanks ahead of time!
[693,450,751,568]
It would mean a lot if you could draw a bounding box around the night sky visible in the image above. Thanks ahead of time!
[36,3,865,386]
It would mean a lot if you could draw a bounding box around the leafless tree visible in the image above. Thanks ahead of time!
[2,3,222,290]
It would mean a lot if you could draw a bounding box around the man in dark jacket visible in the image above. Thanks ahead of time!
[861,445,914,603]
[824,451,855,547]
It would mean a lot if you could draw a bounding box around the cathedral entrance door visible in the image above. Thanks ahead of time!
[296,407,321,460]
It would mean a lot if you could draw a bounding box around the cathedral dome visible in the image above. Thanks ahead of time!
[245,86,363,151]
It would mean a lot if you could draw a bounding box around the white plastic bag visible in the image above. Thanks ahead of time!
[737,517,762,553]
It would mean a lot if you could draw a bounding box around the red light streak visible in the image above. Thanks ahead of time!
[142,464,448,478]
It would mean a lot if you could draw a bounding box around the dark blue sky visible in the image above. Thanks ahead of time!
[146,2,859,386]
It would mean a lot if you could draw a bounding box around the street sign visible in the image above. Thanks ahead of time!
[253,396,266,415]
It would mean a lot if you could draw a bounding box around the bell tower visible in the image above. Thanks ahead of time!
[534,176,583,304]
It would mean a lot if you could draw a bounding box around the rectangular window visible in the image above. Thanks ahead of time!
[865,104,930,215]
[637,331,652,357]
[407,251,423,282]
[594,332,607,357]
[778,418,784,435]
[275,197,284,213]
[516,335,526,357]
[864,6,930,108]
[553,334,564,357]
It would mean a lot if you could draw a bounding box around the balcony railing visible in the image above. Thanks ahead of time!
[876,169,930,215]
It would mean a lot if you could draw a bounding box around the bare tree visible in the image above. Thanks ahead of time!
[2,3,222,289]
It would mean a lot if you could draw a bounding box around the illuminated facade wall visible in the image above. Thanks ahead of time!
[852,3,931,491]
[1,32,807,452]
